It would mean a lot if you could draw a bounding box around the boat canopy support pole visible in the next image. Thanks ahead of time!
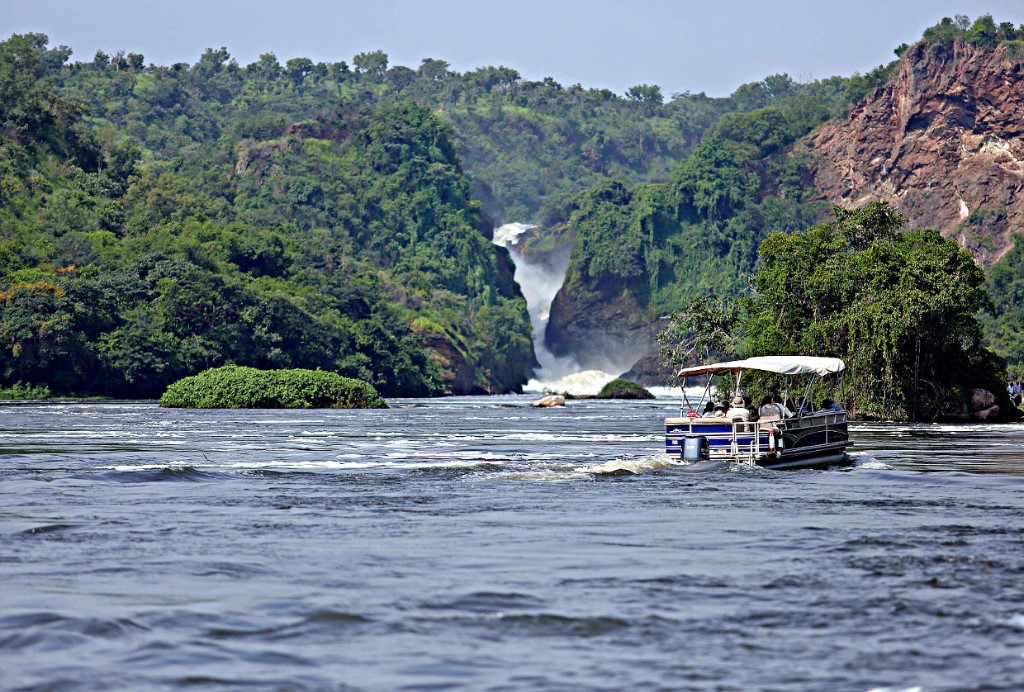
[799,375,818,413]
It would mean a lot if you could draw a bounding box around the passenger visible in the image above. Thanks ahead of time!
[710,404,727,418]
[759,396,782,418]
[742,394,758,420]
[776,396,795,418]
[702,401,715,416]
[820,398,843,412]
[726,395,751,422]
[799,398,815,414]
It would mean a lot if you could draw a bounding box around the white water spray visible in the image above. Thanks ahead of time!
[494,223,621,395]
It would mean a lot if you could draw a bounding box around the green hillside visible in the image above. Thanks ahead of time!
[45,44,846,226]
[0,34,532,397]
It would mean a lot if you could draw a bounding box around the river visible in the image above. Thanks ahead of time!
[1,398,1023,690]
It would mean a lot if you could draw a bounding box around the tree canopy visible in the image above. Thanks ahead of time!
[739,203,1005,419]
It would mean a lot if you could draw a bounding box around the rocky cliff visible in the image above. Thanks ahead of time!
[545,280,655,375]
[806,40,1024,266]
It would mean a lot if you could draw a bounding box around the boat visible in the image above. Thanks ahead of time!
[664,356,852,470]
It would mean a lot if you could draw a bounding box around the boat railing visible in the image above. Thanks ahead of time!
[665,410,848,463]
[664,416,766,463]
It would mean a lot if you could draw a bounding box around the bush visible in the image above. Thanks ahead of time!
[0,382,52,400]
[160,365,388,409]
[597,378,655,399]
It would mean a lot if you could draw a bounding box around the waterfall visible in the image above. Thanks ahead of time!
[493,223,620,395]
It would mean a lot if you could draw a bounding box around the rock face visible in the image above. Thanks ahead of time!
[806,40,1024,266]
[545,281,655,375]
[619,348,674,387]
[414,328,477,395]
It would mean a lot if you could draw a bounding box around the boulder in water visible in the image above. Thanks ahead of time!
[936,388,1004,422]
[969,388,995,411]
[533,395,566,408]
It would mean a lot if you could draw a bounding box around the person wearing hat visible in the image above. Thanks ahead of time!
[726,394,752,422]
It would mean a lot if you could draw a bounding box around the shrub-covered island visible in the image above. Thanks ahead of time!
[597,378,655,400]
[160,366,387,409]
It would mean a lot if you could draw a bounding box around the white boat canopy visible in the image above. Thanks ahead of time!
[678,355,846,378]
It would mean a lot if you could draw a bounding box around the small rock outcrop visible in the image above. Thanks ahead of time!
[937,388,1001,422]
[532,395,566,408]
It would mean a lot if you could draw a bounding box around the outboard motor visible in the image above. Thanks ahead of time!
[682,436,709,462]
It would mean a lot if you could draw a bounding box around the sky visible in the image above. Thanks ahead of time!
[4,0,1024,97]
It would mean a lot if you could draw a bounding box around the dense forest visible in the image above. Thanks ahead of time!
[0,28,855,398]
[0,33,534,397]
[556,13,1024,318]
[744,203,1008,419]
[39,41,854,226]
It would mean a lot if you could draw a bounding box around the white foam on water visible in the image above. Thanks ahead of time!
[587,455,679,475]
[853,454,894,470]
[1005,613,1024,630]
[492,222,535,247]
[524,369,618,396]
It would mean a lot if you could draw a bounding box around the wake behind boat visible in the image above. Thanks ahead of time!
[665,356,852,470]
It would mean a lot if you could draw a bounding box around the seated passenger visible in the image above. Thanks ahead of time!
[726,395,751,422]
[758,396,782,418]
[710,404,727,418]
[743,394,758,420]
[702,401,715,416]
[799,398,815,414]
[820,398,843,412]
[777,396,795,418]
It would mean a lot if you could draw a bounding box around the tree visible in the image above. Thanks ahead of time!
[418,58,451,82]
[125,53,145,71]
[923,17,962,44]
[656,293,742,381]
[353,50,388,79]
[285,57,314,88]
[247,52,282,84]
[965,14,998,47]
[626,84,663,105]
[745,203,1005,419]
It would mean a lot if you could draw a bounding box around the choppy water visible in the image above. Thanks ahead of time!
[2,397,1023,690]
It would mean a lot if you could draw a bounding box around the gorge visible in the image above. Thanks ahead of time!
[492,223,644,394]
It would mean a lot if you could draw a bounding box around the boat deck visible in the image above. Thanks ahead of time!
[665,411,850,468]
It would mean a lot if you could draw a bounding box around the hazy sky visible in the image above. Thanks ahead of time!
[5,1,1024,96]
